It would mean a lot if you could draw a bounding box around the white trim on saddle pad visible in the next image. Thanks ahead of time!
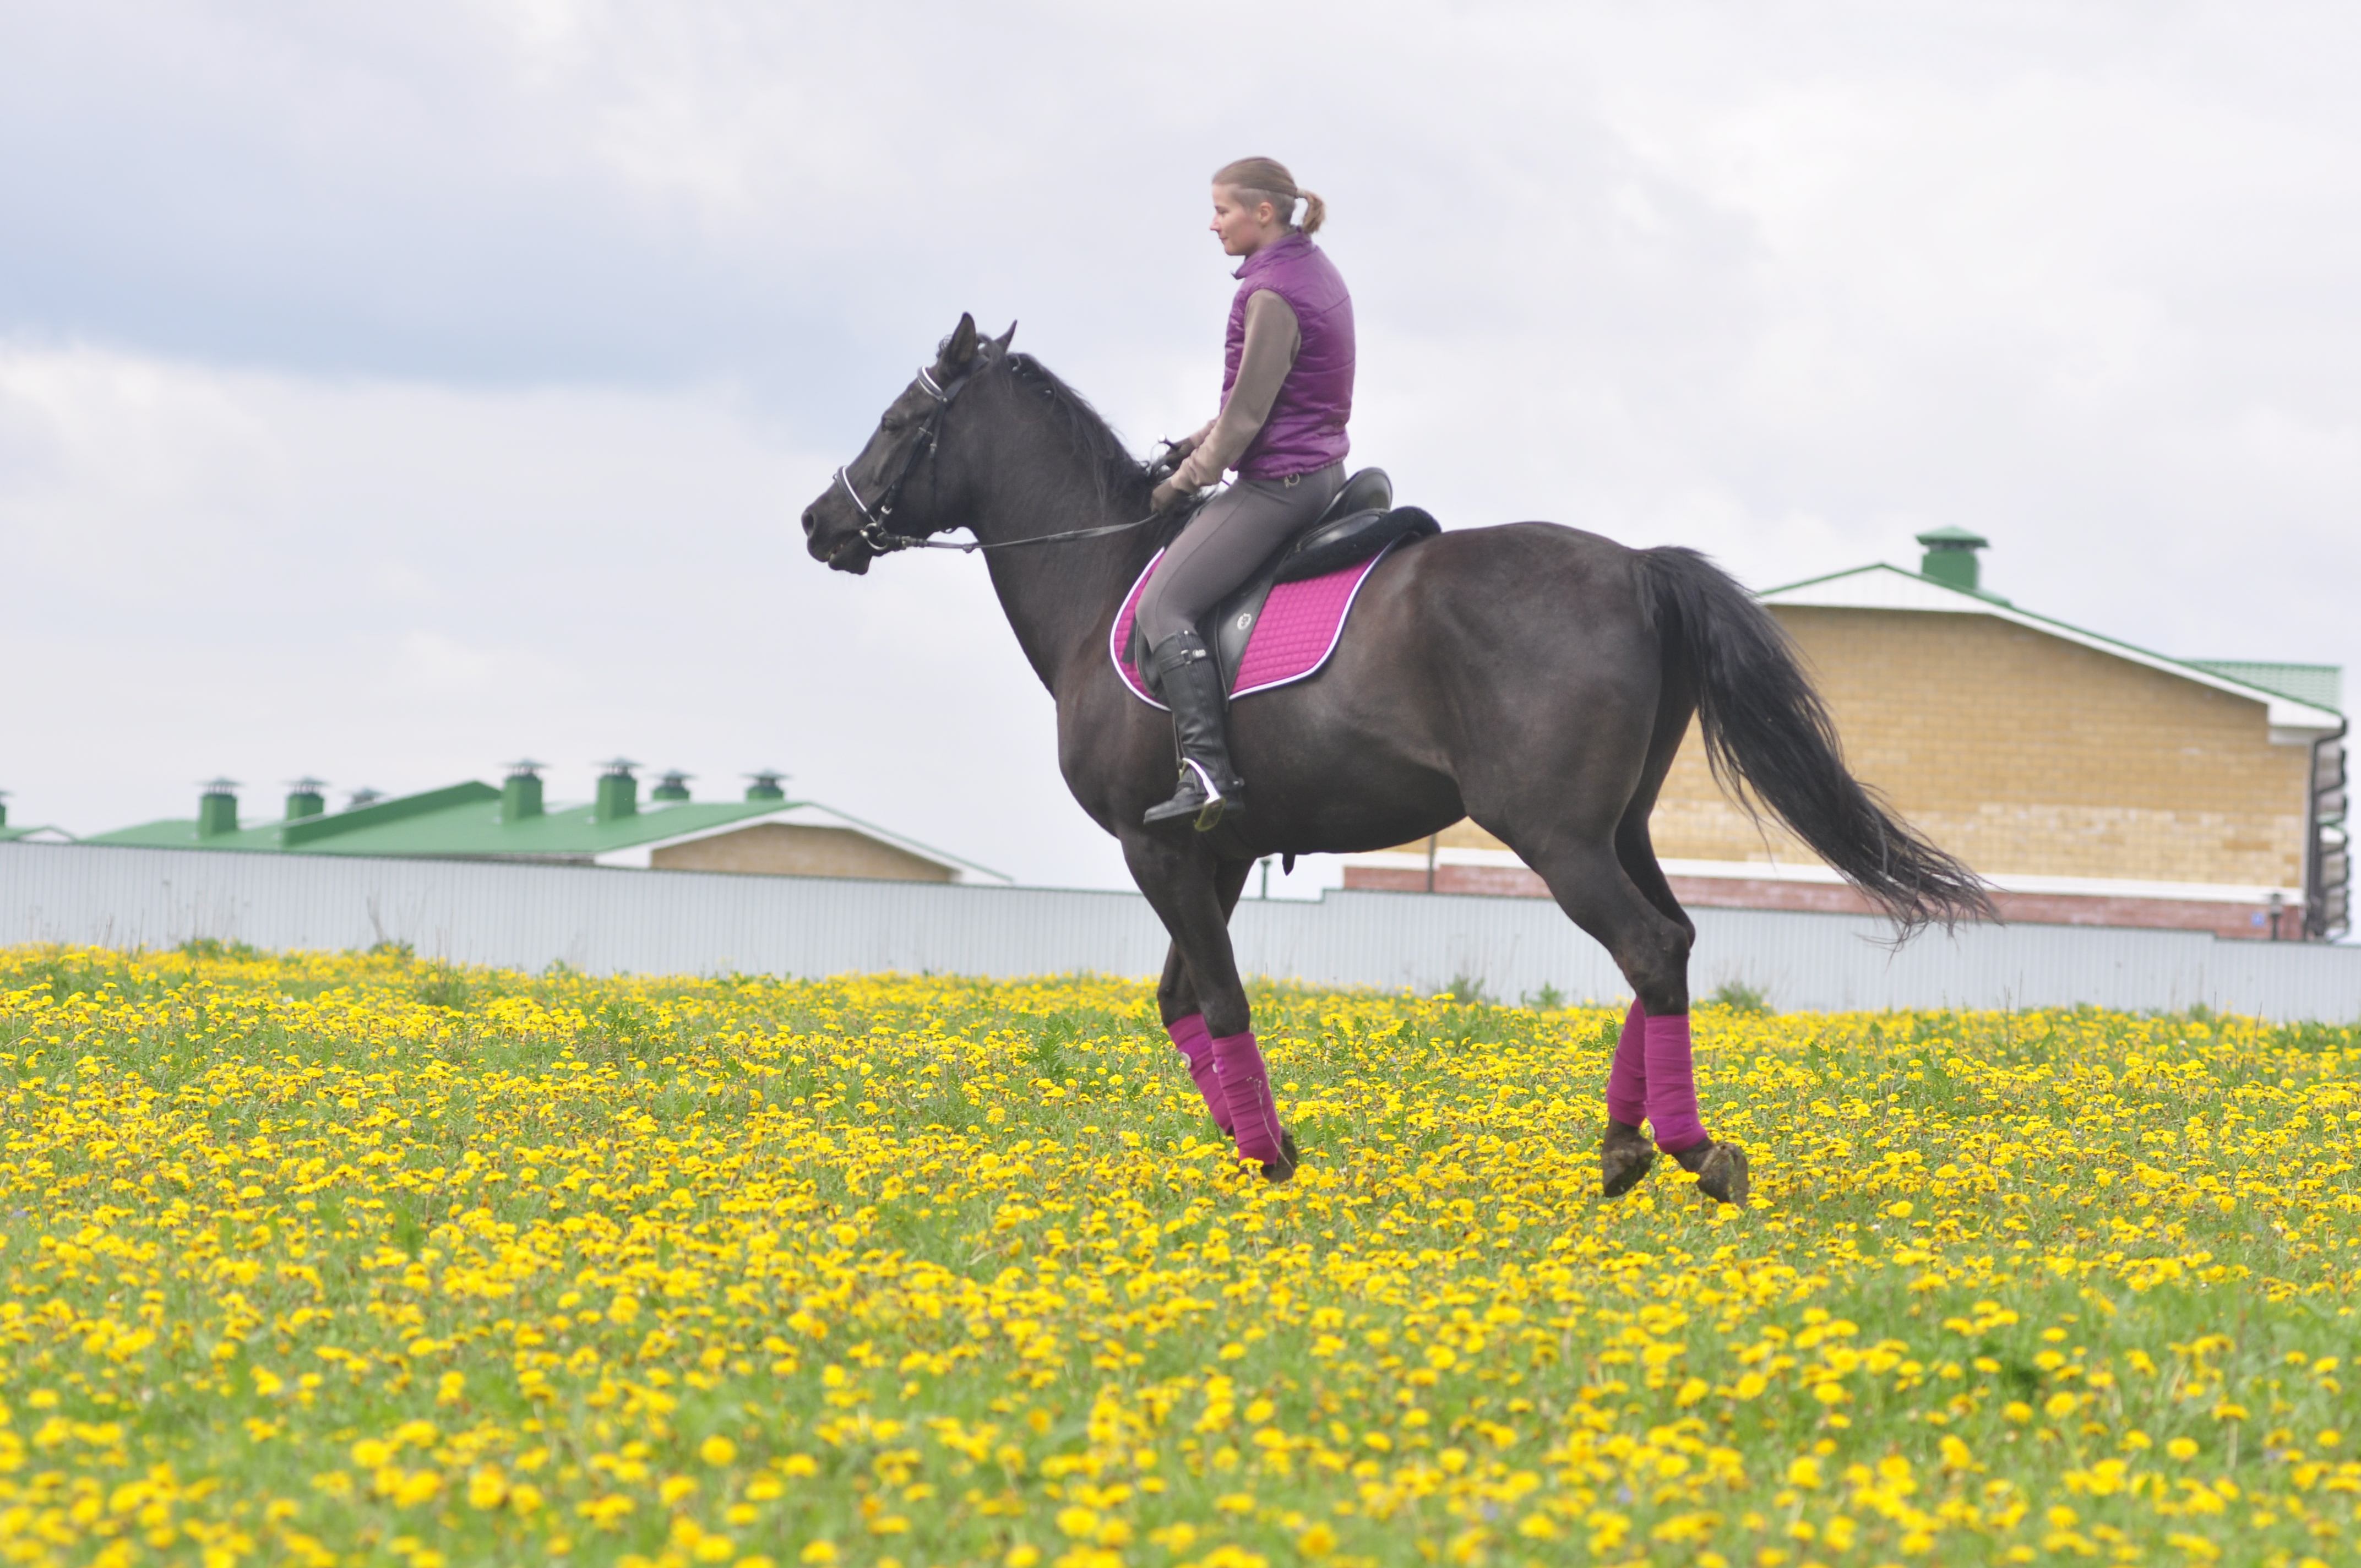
[1108,538,1406,711]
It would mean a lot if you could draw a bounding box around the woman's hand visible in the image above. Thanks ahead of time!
[1150,477,1198,515]
[1147,431,1201,486]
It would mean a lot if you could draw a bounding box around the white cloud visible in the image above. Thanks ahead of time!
[0,345,1156,887]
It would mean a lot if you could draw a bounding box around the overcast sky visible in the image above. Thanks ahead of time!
[4,1,2357,892]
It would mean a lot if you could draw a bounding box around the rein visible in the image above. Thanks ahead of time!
[833,357,1177,557]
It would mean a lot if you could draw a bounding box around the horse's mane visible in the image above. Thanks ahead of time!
[1000,351,1157,521]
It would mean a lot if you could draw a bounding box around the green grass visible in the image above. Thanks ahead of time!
[0,946,2354,1568]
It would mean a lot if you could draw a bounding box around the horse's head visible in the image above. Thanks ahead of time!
[802,312,1014,574]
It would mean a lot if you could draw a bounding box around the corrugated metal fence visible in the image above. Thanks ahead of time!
[6,841,2360,1019]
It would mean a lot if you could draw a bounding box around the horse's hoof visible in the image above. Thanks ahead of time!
[1678,1140,1750,1207]
[1258,1131,1300,1184]
[1601,1120,1655,1199]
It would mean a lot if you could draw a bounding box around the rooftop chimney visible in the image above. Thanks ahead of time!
[197,779,240,838]
[285,778,327,820]
[745,770,788,803]
[652,770,693,803]
[594,759,640,823]
[502,760,546,824]
[1916,526,1990,592]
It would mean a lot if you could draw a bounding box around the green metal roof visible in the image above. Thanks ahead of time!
[78,779,1007,880]
[2184,661,2342,712]
[89,783,493,852]
[86,790,799,856]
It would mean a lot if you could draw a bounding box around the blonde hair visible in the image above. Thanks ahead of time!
[1213,156,1325,236]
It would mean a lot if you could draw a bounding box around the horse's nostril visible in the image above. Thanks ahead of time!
[801,507,817,537]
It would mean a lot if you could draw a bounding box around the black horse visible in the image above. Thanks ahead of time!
[802,314,1989,1186]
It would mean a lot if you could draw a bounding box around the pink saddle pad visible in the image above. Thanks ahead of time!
[1109,540,1401,709]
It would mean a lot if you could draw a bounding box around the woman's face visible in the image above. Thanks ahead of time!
[1210,185,1282,257]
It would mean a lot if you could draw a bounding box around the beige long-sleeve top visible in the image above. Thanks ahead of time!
[1170,290,1302,492]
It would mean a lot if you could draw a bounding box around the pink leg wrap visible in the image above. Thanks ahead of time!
[1166,1013,1231,1133]
[1606,997,1649,1127]
[1642,1012,1709,1155]
[1212,1029,1287,1164]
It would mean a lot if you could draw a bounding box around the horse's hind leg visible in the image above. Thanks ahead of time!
[1616,814,1693,941]
[1520,839,1691,1020]
[1520,836,1749,1207]
[1598,815,1682,1198]
[1154,858,1255,1135]
[1124,835,1295,1180]
[1587,691,1755,1201]
[1616,668,1700,942]
[1592,703,1694,1185]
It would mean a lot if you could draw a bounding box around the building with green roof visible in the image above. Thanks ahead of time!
[80,763,1008,885]
[1348,531,2347,940]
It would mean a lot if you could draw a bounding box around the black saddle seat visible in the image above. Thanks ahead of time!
[1275,469,1439,586]
[1132,467,1441,695]
[1313,467,1395,527]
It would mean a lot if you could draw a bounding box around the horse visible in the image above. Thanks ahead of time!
[801,313,1991,1200]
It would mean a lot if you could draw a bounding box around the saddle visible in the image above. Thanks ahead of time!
[1131,468,1439,693]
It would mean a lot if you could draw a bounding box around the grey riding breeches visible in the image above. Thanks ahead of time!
[1135,463,1347,647]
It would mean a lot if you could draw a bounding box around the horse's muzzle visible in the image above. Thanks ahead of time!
[802,494,874,574]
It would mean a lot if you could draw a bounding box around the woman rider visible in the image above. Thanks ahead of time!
[1138,156,1354,830]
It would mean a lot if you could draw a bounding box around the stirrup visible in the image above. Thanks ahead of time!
[1143,764,1234,830]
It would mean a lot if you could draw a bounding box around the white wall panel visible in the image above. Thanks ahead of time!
[5,843,2358,1021]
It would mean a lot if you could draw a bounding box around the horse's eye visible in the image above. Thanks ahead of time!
[881,414,905,432]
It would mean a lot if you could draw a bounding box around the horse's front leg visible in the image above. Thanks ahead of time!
[1123,832,1297,1182]
[1153,858,1257,1139]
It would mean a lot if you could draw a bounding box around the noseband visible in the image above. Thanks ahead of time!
[834,356,1172,558]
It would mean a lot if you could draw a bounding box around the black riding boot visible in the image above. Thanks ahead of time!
[1143,630,1245,830]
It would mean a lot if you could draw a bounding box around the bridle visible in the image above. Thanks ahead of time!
[833,356,1172,558]
[832,363,976,556]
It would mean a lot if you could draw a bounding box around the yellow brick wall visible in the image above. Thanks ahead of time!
[1423,607,2311,889]
[650,824,955,882]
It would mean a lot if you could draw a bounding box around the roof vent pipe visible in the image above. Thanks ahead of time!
[502,760,546,824]
[745,770,788,803]
[1916,526,1990,592]
[594,759,640,823]
[652,770,693,803]
[285,778,327,820]
[197,779,240,838]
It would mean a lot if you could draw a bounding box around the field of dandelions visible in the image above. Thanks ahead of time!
[0,944,2356,1568]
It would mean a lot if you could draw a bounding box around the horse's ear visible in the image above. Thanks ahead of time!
[991,321,1017,354]
[939,313,980,373]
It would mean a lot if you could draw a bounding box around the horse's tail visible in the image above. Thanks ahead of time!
[1634,545,1995,937]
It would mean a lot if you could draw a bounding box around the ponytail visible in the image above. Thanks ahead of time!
[1213,156,1325,236]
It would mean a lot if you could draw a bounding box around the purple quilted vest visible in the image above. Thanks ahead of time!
[1222,233,1355,479]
